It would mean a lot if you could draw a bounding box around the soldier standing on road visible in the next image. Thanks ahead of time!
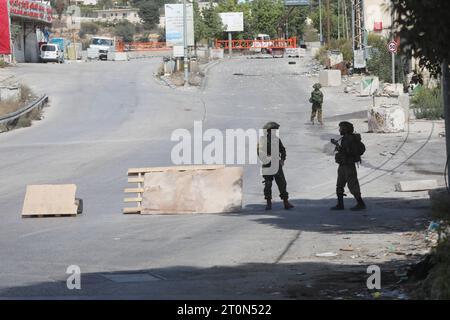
[309,83,324,125]
[330,121,367,211]
[258,122,294,211]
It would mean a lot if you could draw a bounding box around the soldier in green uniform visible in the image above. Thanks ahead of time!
[258,122,294,210]
[309,83,324,125]
[330,121,366,211]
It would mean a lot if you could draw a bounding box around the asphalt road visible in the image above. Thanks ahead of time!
[0,57,438,299]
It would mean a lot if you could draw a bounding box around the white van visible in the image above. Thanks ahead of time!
[40,43,64,63]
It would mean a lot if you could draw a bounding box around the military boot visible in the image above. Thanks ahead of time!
[331,195,344,210]
[265,199,272,210]
[283,199,294,210]
[350,196,366,211]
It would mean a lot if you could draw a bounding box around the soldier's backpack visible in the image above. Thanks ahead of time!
[309,90,323,104]
[350,133,366,162]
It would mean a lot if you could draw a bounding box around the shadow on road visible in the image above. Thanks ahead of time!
[0,258,422,299]
[239,197,430,235]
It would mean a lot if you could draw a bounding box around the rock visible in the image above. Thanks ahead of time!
[319,70,342,87]
[368,104,406,133]
[395,179,438,192]
[428,187,450,217]
[141,166,243,214]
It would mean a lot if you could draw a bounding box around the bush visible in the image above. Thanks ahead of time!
[79,22,99,38]
[410,86,443,119]
[314,39,352,65]
[366,33,392,82]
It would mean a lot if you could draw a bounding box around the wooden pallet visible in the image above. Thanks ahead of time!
[123,165,225,214]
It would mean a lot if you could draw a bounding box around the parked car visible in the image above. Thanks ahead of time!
[40,43,64,63]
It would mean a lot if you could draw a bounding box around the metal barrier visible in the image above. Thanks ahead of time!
[215,37,297,50]
[121,42,172,52]
[0,95,48,125]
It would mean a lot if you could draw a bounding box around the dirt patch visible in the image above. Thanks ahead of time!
[0,84,43,132]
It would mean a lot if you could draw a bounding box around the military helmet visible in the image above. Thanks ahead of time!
[313,83,322,89]
[263,121,280,130]
[338,121,354,133]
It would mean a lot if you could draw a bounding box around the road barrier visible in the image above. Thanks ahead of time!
[117,42,172,52]
[0,94,48,126]
[214,37,297,50]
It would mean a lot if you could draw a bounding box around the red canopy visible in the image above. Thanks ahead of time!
[0,0,12,55]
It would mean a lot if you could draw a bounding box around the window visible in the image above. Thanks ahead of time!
[123,13,127,18]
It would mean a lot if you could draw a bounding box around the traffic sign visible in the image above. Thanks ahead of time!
[388,40,398,54]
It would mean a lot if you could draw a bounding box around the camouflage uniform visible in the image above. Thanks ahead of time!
[331,121,366,211]
[309,83,324,125]
[335,135,361,198]
[258,122,293,210]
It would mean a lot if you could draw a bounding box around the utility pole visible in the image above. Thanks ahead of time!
[343,0,349,39]
[319,0,323,45]
[390,3,395,84]
[326,0,330,44]
[442,61,450,188]
[183,0,189,85]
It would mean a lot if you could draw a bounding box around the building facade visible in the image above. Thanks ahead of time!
[93,7,142,24]
[364,0,393,37]
[6,0,52,63]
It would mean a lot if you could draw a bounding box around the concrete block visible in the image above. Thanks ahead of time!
[209,48,224,60]
[395,180,438,192]
[319,70,341,87]
[368,104,406,133]
[0,85,20,101]
[141,166,243,214]
[113,52,128,61]
[360,76,379,96]
[22,184,78,217]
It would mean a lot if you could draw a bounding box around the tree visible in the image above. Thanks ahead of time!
[391,0,450,184]
[194,1,224,47]
[135,1,160,30]
[247,0,284,38]
[114,20,136,42]
[97,0,114,9]
[53,0,67,20]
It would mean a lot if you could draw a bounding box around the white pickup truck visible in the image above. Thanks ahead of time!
[87,36,115,60]
[250,34,273,54]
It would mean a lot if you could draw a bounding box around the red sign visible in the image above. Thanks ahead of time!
[374,21,382,32]
[0,0,11,54]
[388,40,398,53]
[8,0,52,23]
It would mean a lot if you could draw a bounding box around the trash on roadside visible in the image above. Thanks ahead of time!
[428,221,440,231]
[372,292,382,299]
[339,245,354,252]
[315,252,338,257]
